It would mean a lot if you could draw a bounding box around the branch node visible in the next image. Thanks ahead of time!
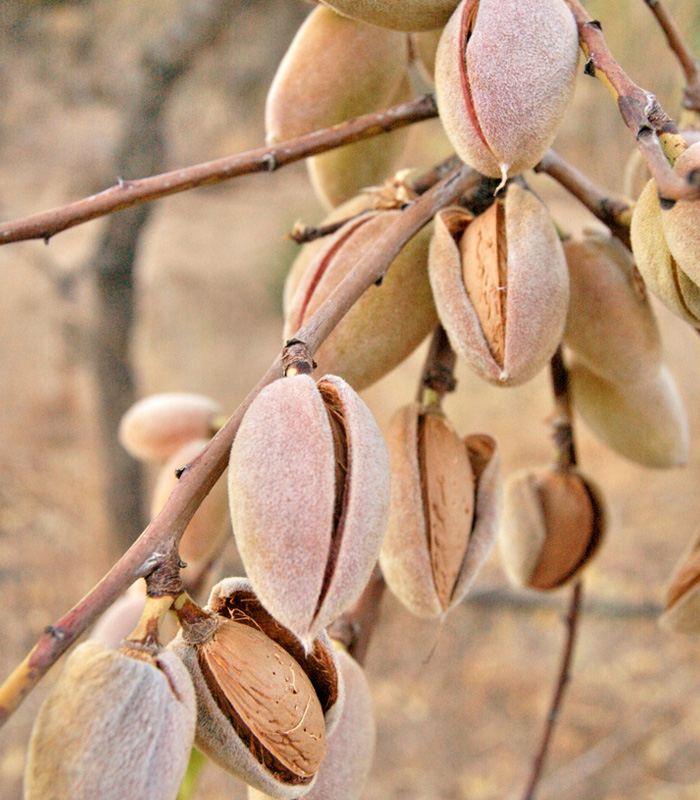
[43,626,66,641]
[283,339,315,376]
[262,152,279,172]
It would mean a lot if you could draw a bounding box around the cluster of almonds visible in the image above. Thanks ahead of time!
[23,0,700,798]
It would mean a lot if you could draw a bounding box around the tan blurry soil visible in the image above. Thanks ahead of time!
[2,2,700,799]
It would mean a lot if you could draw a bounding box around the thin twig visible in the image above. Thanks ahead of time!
[520,580,584,800]
[642,0,700,114]
[0,162,479,727]
[469,585,662,620]
[549,346,577,471]
[287,217,355,245]
[416,323,457,404]
[535,150,633,248]
[327,565,386,667]
[563,0,700,197]
[0,94,439,246]
[519,348,585,800]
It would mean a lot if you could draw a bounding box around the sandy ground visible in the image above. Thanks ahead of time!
[2,2,700,799]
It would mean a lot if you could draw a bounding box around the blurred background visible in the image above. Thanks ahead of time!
[2,1,700,798]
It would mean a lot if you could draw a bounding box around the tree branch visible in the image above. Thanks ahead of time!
[520,581,584,800]
[641,0,700,115]
[519,348,585,800]
[0,162,479,727]
[535,150,633,247]
[564,0,699,197]
[0,94,439,246]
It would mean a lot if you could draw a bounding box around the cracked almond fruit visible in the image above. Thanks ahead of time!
[659,529,700,635]
[247,646,376,800]
[429,183,569,385]
[25,641,196,800]
[380,403,501,618]
[499,466,606,591]
[228,373,390,647]
[266,6,411,208]
[170,578,343,799]
[284,209,436,391]
[435,0,579,182]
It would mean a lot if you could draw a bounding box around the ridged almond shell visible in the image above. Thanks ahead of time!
[435,0,579,180]
[201,620,326,779]
[169,577,344,800]
[247,646,375,800]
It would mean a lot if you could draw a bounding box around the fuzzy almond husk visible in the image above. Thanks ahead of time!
[284,211,436,391]
[248,647,376,800]
[569,361,689,469]
[265,6,411,208]
[435,0,579,181]
[118,392,222,463]
[380,403,500,618]
[499,467,605,591]
[228,374,390,646]
[151,438,231,587]
[318,0,460,31]
[630,178,700,327]
[282,193,373,315]
[169,578,343,800]
[564,233,662,384]
[25,641,196,800]
[659,529,700,635]
[660,142,700,286]
[429,184,569,385]
[306,74,412,210]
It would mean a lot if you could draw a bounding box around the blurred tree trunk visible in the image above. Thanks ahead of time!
[91,0,240,554]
